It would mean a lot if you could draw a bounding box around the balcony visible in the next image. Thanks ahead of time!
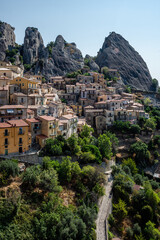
[18,130,25,135]
[4,132,9,136]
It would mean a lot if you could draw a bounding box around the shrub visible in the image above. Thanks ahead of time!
[0,160,19,178]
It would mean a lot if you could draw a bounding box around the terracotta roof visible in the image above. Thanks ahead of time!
[39,115,56,121]
[0,105,27,109]
[7,119,28,127]
[61,114,77,120]
[0,122,12,128]
[27,109,34,113]
[95,101,106,104]
[26,118,40,123]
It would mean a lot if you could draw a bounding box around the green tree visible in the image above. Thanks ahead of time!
[0,159,19,178]
[130,141,150,165]
[105,131,119,153]
[79,125,94,138]
[122,158,138,175]
[144,117,157,131]
[22,165,41,188]
[67,134,81,155]
[113,199,128,221]
[98,134,112,159]
[144,221,160,240]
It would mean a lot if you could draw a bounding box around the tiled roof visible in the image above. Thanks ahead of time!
[0,105,27,109]
[61,114,77,120]
[0,122,12,128]
[7,119,28,127]
[39,115,56,121]
[26,118,40,123]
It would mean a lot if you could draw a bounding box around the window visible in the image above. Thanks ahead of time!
[16,79,18,82]
[19,127,23,134]
[19,138,22,144]
[4,73,6,76]
[19,79,21,81]
[21,98,24,103]
[5,138,8,145]
[22,83,24,86]
[4,129,8,136]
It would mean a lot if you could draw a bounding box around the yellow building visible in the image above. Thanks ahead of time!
[38,115,59,139]
[11,76,41,94]
[36,115,59,148]
[70,104,82,117]
[0,119,31,155]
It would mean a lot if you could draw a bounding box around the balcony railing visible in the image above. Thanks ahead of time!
[4,132,9,136]
[18,130,25,135]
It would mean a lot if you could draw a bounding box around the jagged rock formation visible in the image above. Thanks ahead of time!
[84,55,99,72]
[23,27,45,65]
[22,29,84,78]
[0,21,15,61]
[96,32,152,91]
[0,21,154,89]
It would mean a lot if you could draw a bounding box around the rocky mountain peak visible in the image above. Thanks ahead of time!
[96,32,153,91]
[23,27,45,64]
[55,35,65,49]
[0,21,15,61]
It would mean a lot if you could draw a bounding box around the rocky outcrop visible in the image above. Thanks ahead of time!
[85,55,99,72]
[96,32,152,91]
[0,21,15,61]
[23,27,45,65]
[33,34,84,78]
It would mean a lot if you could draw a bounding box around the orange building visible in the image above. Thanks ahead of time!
[0,119,31,155]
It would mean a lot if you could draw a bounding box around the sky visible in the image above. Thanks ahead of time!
[1,0,160,82]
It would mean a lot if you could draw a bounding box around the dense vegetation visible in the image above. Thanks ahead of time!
[0,157,105,240]
[39,125,118,164]
[108,158,160,240]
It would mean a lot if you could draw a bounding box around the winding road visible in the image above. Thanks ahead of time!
[96,160,114,240]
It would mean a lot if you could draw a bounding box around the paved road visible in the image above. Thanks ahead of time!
[96,160,114,240]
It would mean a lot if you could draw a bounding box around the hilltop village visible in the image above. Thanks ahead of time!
[0,60,154,156]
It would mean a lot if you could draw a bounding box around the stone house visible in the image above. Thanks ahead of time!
[25,118,41,145]
[60,114,78,138]
[10,92,28,106]
[0,105,27,122]
[0,85,9,105]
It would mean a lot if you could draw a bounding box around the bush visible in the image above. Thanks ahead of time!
[0,160,19,178]
[24,64,31,71]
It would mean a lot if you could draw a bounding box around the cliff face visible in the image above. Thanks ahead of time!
[23,27,45,65]
[37,35,84,77]
[96,32,152,91]
[22,28,84,78]
[0,21,154,90]
[0,21,15,61]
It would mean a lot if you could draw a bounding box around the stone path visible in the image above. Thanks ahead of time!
[96,160,114,240]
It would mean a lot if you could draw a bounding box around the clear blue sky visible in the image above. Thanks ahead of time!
[1,0,160,81]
